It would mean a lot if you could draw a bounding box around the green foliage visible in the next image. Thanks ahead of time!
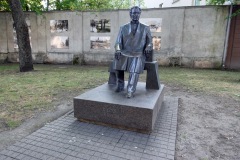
[207,0,240,17]
[207,0,227,5]
[0,0,145,12]
[0,0,10,11]
[207,0,240,5]
[0,0,44,12]
[20,0,44,12]
[49,0,145,11]
[231,8,240,17]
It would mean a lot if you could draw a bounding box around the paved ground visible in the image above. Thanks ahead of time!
[0,96,178,160]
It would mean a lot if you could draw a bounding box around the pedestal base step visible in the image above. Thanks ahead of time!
[74,82,165,133]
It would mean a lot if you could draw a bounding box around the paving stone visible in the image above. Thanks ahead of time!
[14,153,25,160]
[82,154,91,159]
[0,155,8,159]
[65,155,79,160]
[0,96,178,160]
[20,156,37,160]
[5,157,15,160]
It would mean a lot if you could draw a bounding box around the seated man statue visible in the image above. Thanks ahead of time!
[113,6,153,98]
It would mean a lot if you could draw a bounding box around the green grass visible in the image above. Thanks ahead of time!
[158,67,240,98]
[6,120,21,129]
[0,64,239,130]
[0,64,109,130]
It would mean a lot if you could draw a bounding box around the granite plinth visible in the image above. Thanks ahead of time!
[74,82,165,133]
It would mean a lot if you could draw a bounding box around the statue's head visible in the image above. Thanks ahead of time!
[130,6,141,22]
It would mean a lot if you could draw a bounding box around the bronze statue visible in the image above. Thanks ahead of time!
[113,6,153,98]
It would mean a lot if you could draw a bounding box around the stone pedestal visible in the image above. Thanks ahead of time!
[74,82,165,133]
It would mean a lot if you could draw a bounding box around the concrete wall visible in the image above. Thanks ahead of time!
[181,6,227,68]
[0,13,8,63]
[0,6,229,68]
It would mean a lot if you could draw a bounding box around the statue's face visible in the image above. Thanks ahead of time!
[130,8,141,22]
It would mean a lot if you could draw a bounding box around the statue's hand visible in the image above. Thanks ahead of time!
[115,51,121,60]
[144,48,152,57]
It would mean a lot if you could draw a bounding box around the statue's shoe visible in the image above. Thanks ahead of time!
[115,87,124,92]
[126,92,134,98]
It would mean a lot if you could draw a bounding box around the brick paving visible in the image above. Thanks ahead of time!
[0,96,178,160]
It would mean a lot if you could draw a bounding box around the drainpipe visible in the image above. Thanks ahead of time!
[222,2,233,68]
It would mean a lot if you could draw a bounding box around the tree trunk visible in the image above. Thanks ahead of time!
[8,0,34,72]
[46,0,49,11]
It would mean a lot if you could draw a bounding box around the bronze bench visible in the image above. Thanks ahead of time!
[108,60,160,90]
